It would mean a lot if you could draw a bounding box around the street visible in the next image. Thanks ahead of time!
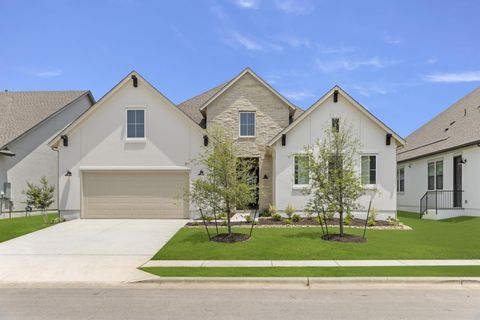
[0,285,479,320]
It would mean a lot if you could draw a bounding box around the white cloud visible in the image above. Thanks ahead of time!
[275,35,311,48]
[31,68,62,77]
[171,25,197,51]
[230,0,259,9]
[230,31,264,51]
[273,0,315,15]
[425,58,439,65]
[382,33,403,45]
[315,57,399,73]
[319,46,355,54]
[353,84,390,97]
[282,89,316,101]
[423,71,480,83]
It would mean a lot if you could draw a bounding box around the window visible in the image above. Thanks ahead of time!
[332,118,340,132]
[361,155,377,185]
[436,161,443,190]
[428,160,443,190]
[126,109,145,139]
[294,155,310,185]
[239,112,255,137]
[397,167,405,192]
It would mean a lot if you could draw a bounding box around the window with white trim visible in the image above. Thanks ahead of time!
[239,112,255,137]
[397,167,405,192]
[361,155,377,185]
[428,160,443,190]
[127,109,145,139]
[294,155,310,186]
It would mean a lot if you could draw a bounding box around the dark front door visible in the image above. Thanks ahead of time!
[453,156,463,207]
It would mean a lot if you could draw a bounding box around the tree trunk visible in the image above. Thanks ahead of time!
[339,210,344,236]
[226,203,232,235]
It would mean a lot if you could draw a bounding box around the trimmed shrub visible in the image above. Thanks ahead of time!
[292,213,300,222]
[272,213,282,221]
[285,204,296,218]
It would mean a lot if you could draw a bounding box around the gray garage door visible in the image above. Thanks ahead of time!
[82,171,189,219]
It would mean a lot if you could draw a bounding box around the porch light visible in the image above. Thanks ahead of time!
[263,174,268,180]
[65,170,72,177]
[198,170,204,176]
[459,158,467,164]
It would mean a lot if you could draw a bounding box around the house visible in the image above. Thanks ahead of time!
[49,68,403,220]
[397,87,480,220]
[0,91,94,214]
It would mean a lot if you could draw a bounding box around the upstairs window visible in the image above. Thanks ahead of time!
[239,112,256,137]
[332,118,340,132]
[361,155,377,185]
[127,109,145,139]
[397,167,405,192]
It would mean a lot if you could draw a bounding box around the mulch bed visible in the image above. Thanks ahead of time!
[211,233,250,243]
[322,233,367,243]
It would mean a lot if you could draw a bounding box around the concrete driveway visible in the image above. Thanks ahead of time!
[0,219,186,283]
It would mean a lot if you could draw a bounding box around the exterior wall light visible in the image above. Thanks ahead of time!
[65,170,72,177]
[198,170,204,176]
[263,174,268,180]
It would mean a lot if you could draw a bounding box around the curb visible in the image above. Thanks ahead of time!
[134,276,480,289]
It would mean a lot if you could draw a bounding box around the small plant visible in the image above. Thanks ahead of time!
[285,219,292,225]
[268,204,277,216]
[221,220,227,226]
[272,213,282,221]
[292,213,300,222]
[367,207,378,226]
[244,214,252,223]
[259,209,271,217]
[191,221,199,226]
[285,204,295,219]
[344,211,354,226]
[386,216,400,227]
[218,212,227,220]
[23,176,55,225]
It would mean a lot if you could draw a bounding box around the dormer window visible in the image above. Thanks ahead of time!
[239,111,256,137]
[126,109,145,140]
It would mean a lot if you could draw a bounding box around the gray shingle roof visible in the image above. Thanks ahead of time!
[0,91,89,148]
[397,86,480,162]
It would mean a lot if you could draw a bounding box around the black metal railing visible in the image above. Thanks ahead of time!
[419,190,464,217]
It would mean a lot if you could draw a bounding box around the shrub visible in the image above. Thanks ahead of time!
[367,207,378,226]
[259,209,271,217]
[285,204,295,218]
[386,216,400,227]
[285,219,292,225]
[244,214,252,223]
[272,213,282,221]
[191,221,199,226]
[217,212,227,220]
[268,204,277,216]
[221,220,227,226]
[292,213,300,222]
[344,211,354,226]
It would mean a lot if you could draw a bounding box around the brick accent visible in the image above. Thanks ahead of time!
[206,73,290,211]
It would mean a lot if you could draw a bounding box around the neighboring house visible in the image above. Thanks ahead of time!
[49,68,403,220]
[0,91,94,213]
[397,87,480,220]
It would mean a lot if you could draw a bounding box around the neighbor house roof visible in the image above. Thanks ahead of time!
[397,86,480,162]
[269,86,405,146]
[177,68,304,127]
[0,91,93,149]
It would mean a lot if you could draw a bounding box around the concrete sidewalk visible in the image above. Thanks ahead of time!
[142,259,480,268]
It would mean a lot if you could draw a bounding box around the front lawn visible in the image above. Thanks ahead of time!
[0,214,57,243]
[152,212,480,260]
[142,266,480,277]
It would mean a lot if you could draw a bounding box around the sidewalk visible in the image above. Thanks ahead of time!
[142,259,480,268]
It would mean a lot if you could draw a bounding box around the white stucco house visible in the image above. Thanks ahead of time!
[397,87,480,220]
[49,68,404,220]
[0,91,94,213]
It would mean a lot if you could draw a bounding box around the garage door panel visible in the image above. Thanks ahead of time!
[82,171,188,219]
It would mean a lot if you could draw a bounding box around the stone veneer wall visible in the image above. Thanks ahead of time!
[205,73,291,211]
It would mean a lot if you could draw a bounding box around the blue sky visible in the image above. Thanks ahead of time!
[1,0,479,137]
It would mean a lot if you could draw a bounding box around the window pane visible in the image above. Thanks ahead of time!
[136,124,144,138]
[400,180,404,192]
[240,112,248,124]
[136,110,144,124]
[240,124,248,136]
[428,162,435,190]
[127,110,136,124]
[127,124,136,138]
[248,112,255,124]
[247,124,255,136]
[295,155,309,185]
[361,156,369,184]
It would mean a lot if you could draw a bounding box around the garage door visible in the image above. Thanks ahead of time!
[82,171,189,219]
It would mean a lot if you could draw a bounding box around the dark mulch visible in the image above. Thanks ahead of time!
[187,217,388,227]
[322,233,367,243]
[211,233,250,243]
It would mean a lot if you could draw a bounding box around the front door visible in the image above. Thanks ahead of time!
[453,156,463,207]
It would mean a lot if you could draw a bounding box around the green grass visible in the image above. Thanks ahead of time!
[142,266,480,277]
[152,212,480,260]
[0,214,57,243]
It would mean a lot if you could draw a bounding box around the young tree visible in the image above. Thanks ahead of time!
[23,176,55,224]
[304,120,364,237]
[189,127,257,241]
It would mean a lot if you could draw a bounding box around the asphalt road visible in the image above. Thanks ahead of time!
[0,286,479,320]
